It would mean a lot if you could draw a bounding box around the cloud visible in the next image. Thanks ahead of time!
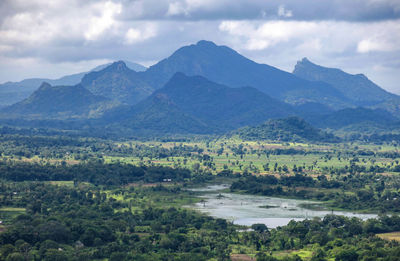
[356,22,400,53]
[277,5,293,18]
[167,2,188,16]
[84,1,122,41]
[219,20,320,51]
[217,19,400,92]
[0,0,399,93]
[118,0,400,21]
[357,39,393,53]
[124,23,158,44]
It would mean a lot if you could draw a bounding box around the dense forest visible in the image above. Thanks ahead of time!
[1,180,400,261]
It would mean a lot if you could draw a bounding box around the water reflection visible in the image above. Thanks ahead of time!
[189,185,377,228]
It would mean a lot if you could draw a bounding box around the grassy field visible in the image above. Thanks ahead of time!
[0,207,26,225]
[377,232,400,242]
[2,136,399,177]
[102,139,400,176]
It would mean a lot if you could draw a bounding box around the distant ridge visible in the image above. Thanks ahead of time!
[308,107,398,129]
[81,61,153,105]
[233,117,339,143]
[293,58,400,114]
[1,82,115,119]
[141,40,351,109]
[0,60,146,107]
[106,73,295,134]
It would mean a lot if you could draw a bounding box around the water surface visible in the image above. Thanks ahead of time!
[189,185,377,228]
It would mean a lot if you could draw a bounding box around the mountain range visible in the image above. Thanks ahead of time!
[1,40,399,138]
[141,41,351,109]
[110,73,295,134]
[293,58,400,114]
[81,61,153,105]
[0,61,146,107]
[1,82,115,119]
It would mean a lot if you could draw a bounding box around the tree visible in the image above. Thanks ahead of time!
[335,249,358,261]
[252,224,269,233]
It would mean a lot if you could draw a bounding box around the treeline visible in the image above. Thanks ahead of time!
[0,134,204,160]
[233,117,340,143]
[0,161,194,186]
[253,214,400,261]
[1,182,400,260]
[231,174,400,213]
[0,183,234,261]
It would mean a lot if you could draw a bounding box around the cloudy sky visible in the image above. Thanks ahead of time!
[1,0,399,93]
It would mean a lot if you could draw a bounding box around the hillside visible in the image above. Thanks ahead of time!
[308,107,398,129]
[81,61,153,105]
[108,73,295,134]
[1,82,114,119]
[141,40,351,109]
[293,58,400,114]
[0,61,146,107]
[233,117,339,142]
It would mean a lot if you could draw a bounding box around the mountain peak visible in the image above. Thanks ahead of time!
[301,57,312,63]
[81,60,153,105]
[293,58,395,104]
[108,61,128,71]
[195,40,217,48]
[2,83,109,118]
[296,57,317,67]
[38,82,52,90]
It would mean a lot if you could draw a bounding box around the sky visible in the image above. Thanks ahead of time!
[0,0,399,93]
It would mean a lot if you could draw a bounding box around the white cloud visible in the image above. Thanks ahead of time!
[246,39,270,50]
[0,0,399,92]
[358,39,384,53]
[277,5,293,18]
[84,1,122,41]
[124,24,158,44]
[219,20,319,50]
[167,2,188,16]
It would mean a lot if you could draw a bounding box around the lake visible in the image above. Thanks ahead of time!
[188,184,377,228]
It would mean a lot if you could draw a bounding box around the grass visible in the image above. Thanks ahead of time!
[47,181,74,187]
[105,186,201,213]
[272,249,313,260]
[0,207,26,225]
[377,232,400,242]
[3,138,400,177]
[101,139,400,175]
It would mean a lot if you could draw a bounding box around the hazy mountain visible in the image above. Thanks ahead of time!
[81,61,153,105]
[294,102,334,117]
[1,82,115,119]
[308,107,398,129]
[92,61,147,73]
[141,40,351,109]
[0,61,146,107]
[293,58,400,114]
[111,73,295,133]
[116,92,210,135]
[233,117,339,142]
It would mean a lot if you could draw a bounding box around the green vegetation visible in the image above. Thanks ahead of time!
[0,132,400,260]
[1,178,400,261]
[230,173,400,213]
[232,117,339,143]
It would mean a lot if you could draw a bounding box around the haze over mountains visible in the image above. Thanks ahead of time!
[81,61,153,105]
[113,73,295,134]
[0,61,146,107]
[1,40,399,137]
[293,58,400,114]
[1,82,114,119]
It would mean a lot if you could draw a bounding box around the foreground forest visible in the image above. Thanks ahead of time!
[1,132,400,260]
